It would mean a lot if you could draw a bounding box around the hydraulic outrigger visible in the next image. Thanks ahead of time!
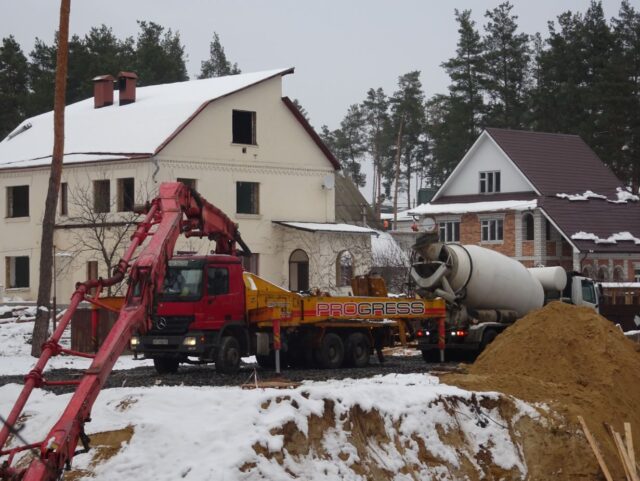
[0,182,248,481]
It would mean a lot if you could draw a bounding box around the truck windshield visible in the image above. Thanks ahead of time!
[582,279,597,304]
[160,266,203,301]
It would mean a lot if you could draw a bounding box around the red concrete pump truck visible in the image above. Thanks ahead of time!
[0,183,445,481]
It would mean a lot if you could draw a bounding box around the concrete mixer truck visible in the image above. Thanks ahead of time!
[409,233,600,361]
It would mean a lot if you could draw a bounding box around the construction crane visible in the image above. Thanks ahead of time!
[0,182,248,481]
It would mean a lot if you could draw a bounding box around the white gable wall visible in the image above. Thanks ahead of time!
[0,75,341,302]
[439,136,532,197]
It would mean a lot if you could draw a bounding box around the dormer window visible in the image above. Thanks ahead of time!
[479,171,501,193]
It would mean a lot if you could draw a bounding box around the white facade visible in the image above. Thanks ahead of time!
[0,70,370,301]
[435,133,535,198]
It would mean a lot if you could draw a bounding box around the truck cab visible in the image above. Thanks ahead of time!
[131,255,248,373]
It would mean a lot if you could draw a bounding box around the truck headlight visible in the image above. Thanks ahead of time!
[183,337,197,346]
[130,336,140,348]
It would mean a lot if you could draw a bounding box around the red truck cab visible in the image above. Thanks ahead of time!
[131,254,248,373]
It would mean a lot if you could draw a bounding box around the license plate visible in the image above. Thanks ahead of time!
[152,338,169,345]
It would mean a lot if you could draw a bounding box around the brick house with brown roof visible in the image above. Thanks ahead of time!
[409,128,640,283]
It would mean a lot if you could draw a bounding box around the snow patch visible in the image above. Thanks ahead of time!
[409,199,537,216]
[556,187,639,203]
[571,231,640,245]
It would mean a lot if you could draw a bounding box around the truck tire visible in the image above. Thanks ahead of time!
[216,336,241,374]
[345,332,371,368]
[153,357,179,374]
[315,333,345,369]
[480,329,497,351]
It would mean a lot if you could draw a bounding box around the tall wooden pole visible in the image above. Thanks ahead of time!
[32,0,71,356]
[392,115,404,231]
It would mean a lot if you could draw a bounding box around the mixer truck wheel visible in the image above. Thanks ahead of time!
[345,332,371,368]
[315,333,345,369]
[153,357,179,374]
[216,336,241,374]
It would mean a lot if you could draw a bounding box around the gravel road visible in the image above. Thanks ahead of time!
[0,354,460,395]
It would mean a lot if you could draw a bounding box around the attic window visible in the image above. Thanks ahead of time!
[232,110,256,145]
[479,171,501,194]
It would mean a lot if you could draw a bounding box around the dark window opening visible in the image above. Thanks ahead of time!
[523,213,534,241]
[207,267,229,296]
[241,253,259,274]
[6,256,29,288]
[93,180,110,213]
[7,185,29,218]
[232,110,256,145]
[117,178,134,212]
[236,182,259,214]
[177,178,197,190]
[60,182,68,216]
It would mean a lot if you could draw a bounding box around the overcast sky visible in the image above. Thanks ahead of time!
[0,0,628,130]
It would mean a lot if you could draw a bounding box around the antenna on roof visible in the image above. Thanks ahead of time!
[6,123,32,141]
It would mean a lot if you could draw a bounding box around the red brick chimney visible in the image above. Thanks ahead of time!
[118,71,138,105]
[92,74,114,109]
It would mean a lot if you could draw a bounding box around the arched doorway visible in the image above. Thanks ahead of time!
[289,249,309,292]
[336,251,354,287]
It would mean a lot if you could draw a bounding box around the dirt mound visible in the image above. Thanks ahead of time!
[443,301,640,480]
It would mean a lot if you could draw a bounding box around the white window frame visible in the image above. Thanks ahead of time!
[437,218,461,243]
[480,216,504,243]
[479,170,501,194]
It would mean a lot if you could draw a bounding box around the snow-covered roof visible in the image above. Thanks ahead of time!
[380,210,414,222]
[274,221,378,235]
[0,68,293,168]
[371,231,408,267]
[408,199,537,216]
[601,282,640,288]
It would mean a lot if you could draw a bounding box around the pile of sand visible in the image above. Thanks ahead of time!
[444,301,640,479]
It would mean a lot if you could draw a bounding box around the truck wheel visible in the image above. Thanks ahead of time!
[153,357,179,374]
[480,329,497,351]
[315,333,345,369]
[216,336,241,374]
[345,332,371,368]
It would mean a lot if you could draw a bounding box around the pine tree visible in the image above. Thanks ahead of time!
[321,105,367,187]
[199,32,241,79]
[482,2,531,128]
[27,38,57,116]
[390,71,427,209]
[361,88,393,213]
[134,21,188,85]
[613,0,640,188]
[441,9,485,143]
[0,36,29,139]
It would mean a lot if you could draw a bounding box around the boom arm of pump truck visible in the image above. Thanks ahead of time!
[0,182,249,481]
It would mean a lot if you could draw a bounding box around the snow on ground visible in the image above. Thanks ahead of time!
[0,373,538,480]
[0,318,153,375]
